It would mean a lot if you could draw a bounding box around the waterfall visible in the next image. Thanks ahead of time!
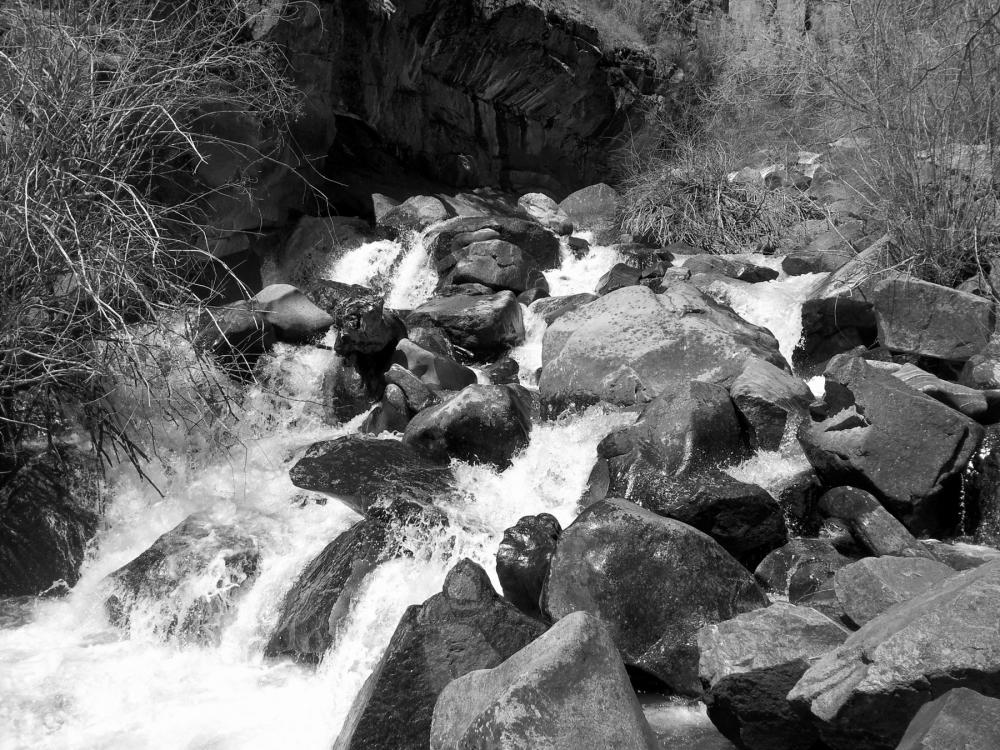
[0,230,826,749]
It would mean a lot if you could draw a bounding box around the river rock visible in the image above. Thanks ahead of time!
[377,195,451,232]
[960,331,1000,389]
[481,354,520,384]
[0,447,101,596]
[430,611,659,750]
[195,303,274,376]
[321,355,372,422]
[392,338,477,392]
[681,255,779,283]
[306,279,373,320]
[265,501,445,663]
[529,292,597,324]
[833,556,956,627]
[403,384,531,468]
[697,602,849,750]
[384,364,440,413]
[539,283,787,414]
[332,559,546,750]
[496,513,561,618]
[731,358,813,450]
[595,263,641,294]
[333,294,408,394]
[360,383,411,435]
[896,687,1000,750]
[558,183,620,243]
[754,538,855,619]
[922,539,1000,570]
[426,216,560,277]
[886,362,1000,423]
[799,354,983,534]
[517,192,574,235]
[452,240,548,294]
[788,559,1000,750]
[289,436,455,515]
[408,291,524,358]
[871,277,994,362]
[252,284,334,343]
[817,487,937,559]
[541,498,768,694]
[104,513,260,645]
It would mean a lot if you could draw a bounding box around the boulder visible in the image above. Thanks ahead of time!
[430,612,659,750]
[392,338,478,392]
[960,331,1000,389]
[833,556,956,627]
[517,192,574,234]
[270,217,372,288]
[0,447,101,596]
[730,358,813,450]
[384,364,440,413]
[595,263,641,294]
[886,362,1000,423]
[681,255,779,283]
[788,559,1000,750]
[307,280,375,320]
[799,355,983,534]
[529,292,597,325]
[697,602,849,750]
[452,240,548,294]
[754,538,856,610]
[558,183,620,243]
[360,384,411,435]
[408,291,525,358]
[425,216,561,277]
[495,513,561,619]
[539,283,787,414]
[104,513,259,645]
[817,487,938,559]
[252,284,334,343]
[332,559,546,750]
[481,354,520,385]
[871,277,994,362]
[541,498,768,695]
[403,384,531,468]
[265,501,445,663]
[896,688,1000,750]
[289,436,456,515]
[333,294,408,394]
[781,222,865,276]
[377,195,451,232]
[195,303,274,376]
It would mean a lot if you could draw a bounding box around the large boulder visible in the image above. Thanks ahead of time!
[833,556,955,627]
[558,183,620,243]
[333,294,408,394]
[426,216,561,277]
[496,513,561,619]
[452,240,548,294]
[402,384,531,468]
[871,277,995,362]
[289,436,456,515]
[896,688,1000,750]
[104,513,260,645]
[730,358,813,450]
[252,284,334,343]
[332,559,546,750]
[430,611,659,750]
[0,447,101,596]
[681,255,779,283]
[799,355,983,534]
[788,559,1000,750]
[697,603,849,750]
[817,487,938,560]
[755,538,856,612]
[517,192,573,234]
[539,283,787,415]
[265,501,445,663]
[392,338,478,392]
[408,291,525,359]
[529,292,597,325]
[541,498,768,695]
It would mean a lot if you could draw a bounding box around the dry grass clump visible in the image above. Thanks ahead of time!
[0,0,300,468]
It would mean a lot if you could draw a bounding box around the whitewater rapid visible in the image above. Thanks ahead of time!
[0,233,825,750]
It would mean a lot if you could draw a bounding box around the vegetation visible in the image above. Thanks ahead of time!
[0,0,301,469]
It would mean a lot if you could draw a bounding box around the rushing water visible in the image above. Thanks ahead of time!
[0,230,826,750]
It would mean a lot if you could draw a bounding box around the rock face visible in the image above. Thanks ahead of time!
[755,538,856,613]
[0,447,101,596]
[833,556,956,627]
[289,436,455,515]
[408,291,525,358]
[430,611,659,750]
[541,498,768,695]
[104,513,260,645]
[697,603,849,750]
[788,559,1000,750]
[332,559,546,750]
[402,384,531,468]
[496,513,561,618]
[265,501,445,663]
[896,688,1000,750]
[799,354,983,534]
[517,192,573,234]
[539,283,787,414]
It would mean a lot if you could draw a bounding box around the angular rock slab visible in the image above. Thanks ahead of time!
[539,283,786,414]
[833,556,955,627]
[541,498,768,695]
[430,611,659,750]
[896,687,1000,750]
[731,358,813,450]
[788,559,1000,750]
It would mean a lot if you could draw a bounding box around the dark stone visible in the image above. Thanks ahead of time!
[496,513,561,618]
[360,383,411,435]
[408,291,525,359]
[754,538,856,617]
[482,354,520,385]
[425,216,560,277]
[392,338,478,392]
[306,279,374,321]
[681,255,779,283]
[896,688,1000,750]
[818,487,938,559]
[730,358,813,450]
[321,355,372,423]
[384,364,440,413]
[252,284,334,343]
[195,302,275,377]
[452,240,549,294]
[333,294,408,395]
[595,263,641,295]
[529,292,598,325]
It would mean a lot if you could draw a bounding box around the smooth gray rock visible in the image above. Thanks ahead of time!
[833,556,956,627]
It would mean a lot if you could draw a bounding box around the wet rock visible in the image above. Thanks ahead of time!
[896,687,1000,750]
[517,192,573,235]
[403,384,531,468]
[104,513,259,645]
[755,538,855,619]
[452,240,548,294]
[681,255,779,283]
[406,325,457,359]
[252,284,334,343]
[384,364,440,413]
[595,262,641,294]
[481,354,520,385]
[872,277,994,362]
[516,287,549,305]
[833,556,956,627]
[306,279,373,321]
[799,355,983,534]
[195,303,274,376]
[289,436,455,515]
[408,291,525,359]
[817,487,938,559]
[332,559,546,750]
[265,501,445,663]
[542,498,768,695]
[0,447,101,596]
[788,559,1000,750]
[540,283,786,414]
[430,611,659,750]
[269,217,372,288]
[391,338,477,391]
[495,513,561,618]
[529,292,597,324]
[333,294,408,394]
[360,383,411,435]
[426,216,561,278]
[731,358,813,450]
[377,195,450,233]
[698,602,849,750]
[558,183,621,243]
[321,355,372,422]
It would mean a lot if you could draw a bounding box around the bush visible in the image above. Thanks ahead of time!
[0,0,301,468]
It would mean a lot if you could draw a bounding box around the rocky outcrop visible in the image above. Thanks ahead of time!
[896,688,1000,750]
[833,556,956,627]
[333,559,546,750]
[541,498,768,695]
[496,513,561,619]
[430,611,659,750]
